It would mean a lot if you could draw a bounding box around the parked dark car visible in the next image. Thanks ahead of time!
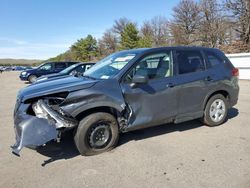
[19,61,78,83]
[35,62,95,83]
[12,46,239,156]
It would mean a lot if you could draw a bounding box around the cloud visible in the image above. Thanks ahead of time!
[0,39,71,59]
[0,37,28,45]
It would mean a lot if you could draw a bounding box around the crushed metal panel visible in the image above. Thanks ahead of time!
[11,115,57,156]
[120,79,179,131]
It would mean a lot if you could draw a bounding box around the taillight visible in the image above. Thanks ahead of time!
[232,68,239,77]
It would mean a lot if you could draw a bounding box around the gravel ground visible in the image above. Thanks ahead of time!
[0,72,250,188]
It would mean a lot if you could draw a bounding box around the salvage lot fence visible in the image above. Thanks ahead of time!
[226,53,250,80]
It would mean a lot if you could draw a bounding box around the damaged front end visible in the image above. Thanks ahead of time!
[12,98,78,156]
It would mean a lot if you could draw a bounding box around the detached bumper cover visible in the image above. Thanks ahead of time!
[11,114,57,155]
[12,103,58,156]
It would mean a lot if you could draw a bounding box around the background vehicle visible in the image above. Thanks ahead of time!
[36,62,95,83]
[12,47,239,156]
[19,61,78,83]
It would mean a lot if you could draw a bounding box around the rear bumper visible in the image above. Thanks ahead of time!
[229,79,239,108]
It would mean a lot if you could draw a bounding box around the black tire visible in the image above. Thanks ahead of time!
[74,112,119,156]
[203,94,229,127]
[28,75,37,83]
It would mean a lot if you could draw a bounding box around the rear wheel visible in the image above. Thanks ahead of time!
[203,94,229,126]
[28,75,37,83]
[74,112,119,156]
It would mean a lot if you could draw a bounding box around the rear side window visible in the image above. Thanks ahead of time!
[68,62,76,66]
[176,50,205,74]
[55,63,66,69]
[204,51,223,67]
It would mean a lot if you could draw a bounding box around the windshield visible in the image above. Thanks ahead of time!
[60,64,79,74]
[84,52,137,79]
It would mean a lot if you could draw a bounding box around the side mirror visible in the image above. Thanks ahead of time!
[131,75,148,87]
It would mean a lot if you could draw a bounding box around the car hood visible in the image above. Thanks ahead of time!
[19,76,98,102]
[22,68,37,74]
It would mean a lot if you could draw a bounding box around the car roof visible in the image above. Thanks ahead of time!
[76,62,96,65]
[118,46,221,55]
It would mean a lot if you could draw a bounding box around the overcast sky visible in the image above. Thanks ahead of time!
[0,0,179,59]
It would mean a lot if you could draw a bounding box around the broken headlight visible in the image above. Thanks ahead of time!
[32,99,77,129]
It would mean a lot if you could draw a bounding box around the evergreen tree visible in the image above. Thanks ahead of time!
[120,23,140,50]
[71,35,98,61]
[138,35,153,48]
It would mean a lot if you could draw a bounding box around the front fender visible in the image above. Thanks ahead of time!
[60,79,126,118]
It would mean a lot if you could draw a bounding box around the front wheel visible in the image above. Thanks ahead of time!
[203,94,229,127]
[74,112,119,156]
[28,75,37,83]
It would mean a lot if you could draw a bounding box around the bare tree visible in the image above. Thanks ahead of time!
[112,17,131,35]
[225,0,250,44]
[170,0,202,45]
[141,16,169,47]
[199,0,231,47]
[141,21,154,38]
[98,29,118,56]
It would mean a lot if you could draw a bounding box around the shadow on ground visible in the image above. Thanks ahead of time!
[37,107,239,166]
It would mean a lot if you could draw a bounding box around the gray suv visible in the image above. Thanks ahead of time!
[12,47,239,156]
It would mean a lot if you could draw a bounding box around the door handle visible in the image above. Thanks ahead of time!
[205,76,213,81]
[167,83,175,88]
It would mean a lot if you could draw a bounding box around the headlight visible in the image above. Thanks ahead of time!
[21,72,27,76]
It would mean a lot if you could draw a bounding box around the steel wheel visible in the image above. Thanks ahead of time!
[88,123,112,149]
[74,112,119,156]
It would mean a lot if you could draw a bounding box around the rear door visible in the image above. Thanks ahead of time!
[173,49,211,121]
[120,50,178,131]
[53,62,67,73]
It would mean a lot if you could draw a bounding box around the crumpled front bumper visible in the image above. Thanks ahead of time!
[11,103,57,156]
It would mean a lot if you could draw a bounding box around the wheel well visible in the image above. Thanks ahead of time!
[75,106,120,122]
[204,90,230,109]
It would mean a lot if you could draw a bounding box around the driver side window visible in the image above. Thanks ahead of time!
[124,51,172,83]
[39,63,52,71]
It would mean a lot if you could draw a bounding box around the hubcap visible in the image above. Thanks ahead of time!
[88,124,111,149]
[209,99,226,122]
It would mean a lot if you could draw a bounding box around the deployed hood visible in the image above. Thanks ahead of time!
[19,76,98,102]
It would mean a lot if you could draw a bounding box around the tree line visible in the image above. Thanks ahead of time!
[50,0,250,62]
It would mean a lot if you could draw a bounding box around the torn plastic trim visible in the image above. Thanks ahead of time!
[117,103,133,131]
[32,99,78,129]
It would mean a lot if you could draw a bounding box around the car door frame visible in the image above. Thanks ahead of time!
[172,48,213,123]
[119,49,179,131]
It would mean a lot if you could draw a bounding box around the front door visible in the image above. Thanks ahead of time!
[120,50,178,131]
[36,63,53,77]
